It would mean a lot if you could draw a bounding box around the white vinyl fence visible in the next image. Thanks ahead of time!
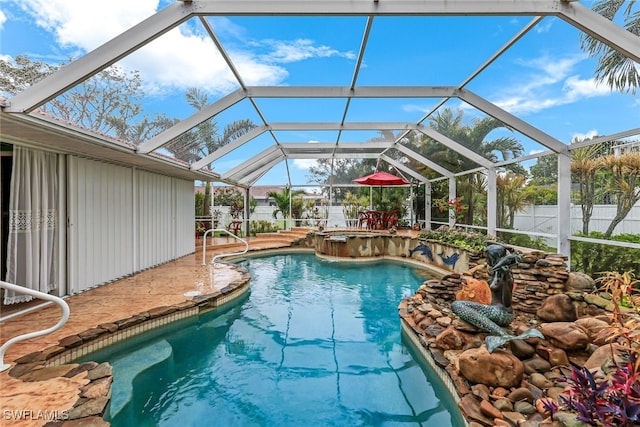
[513,204,640,243]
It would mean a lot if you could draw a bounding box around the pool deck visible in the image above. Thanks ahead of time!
[0,227,421,426]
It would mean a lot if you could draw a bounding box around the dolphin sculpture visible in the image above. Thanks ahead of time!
[408,242,433,261]
[438,251,460,267]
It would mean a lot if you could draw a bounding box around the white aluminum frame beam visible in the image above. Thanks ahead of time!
[8,1,638,114]
[222,145,281,181]
[415,124,494,169]
[379,155,430,184]
[458,89,567,154]
[190,125,268,170]
[138,89,247,154]
[392,144,454,178]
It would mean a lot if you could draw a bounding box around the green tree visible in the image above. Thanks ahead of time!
[268,187,305,228]
[412,108,524,225]
[0,55,168,143]
[341,192,370,225]
[496,172,528,229]
[571,144,604,235]
[580,0,640,94]
[529,155,558,186]
[601,151,640,238]
[168,88,255,215]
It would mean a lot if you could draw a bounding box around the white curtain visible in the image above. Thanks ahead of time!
[4,146,59,304]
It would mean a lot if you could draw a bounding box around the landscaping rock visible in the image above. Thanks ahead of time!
[458,347,524,388]
[540,322,589,351]
[566,272,596,292]
[536,294,577,322]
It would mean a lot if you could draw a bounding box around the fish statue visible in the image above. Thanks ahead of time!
[438,251,460,266]
[485,243,509,266]
[491,252,522,273]
[408,242,433,261]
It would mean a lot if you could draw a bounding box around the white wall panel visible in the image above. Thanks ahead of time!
[175,178,195,257]
[67,157,134,294]
[67,157,195,294]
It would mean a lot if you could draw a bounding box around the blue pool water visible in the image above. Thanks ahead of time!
[83,254,463,426]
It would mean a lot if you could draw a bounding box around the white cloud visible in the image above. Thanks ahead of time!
[571,129,598,143]
[17,0,158,50]
[293,159,318,170]
[12,0,352,96]
[563,75,612,101]
[256,39,355,63]
[0,9,6,30]
[492,54,612,115]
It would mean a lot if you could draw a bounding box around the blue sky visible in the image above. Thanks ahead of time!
[1,0,639,185]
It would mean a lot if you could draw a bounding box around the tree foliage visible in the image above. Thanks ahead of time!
[0,55,169,143]
[267,187,306,228]
[529,155,558,186]
[580,0,640,94]
[410,108,524,225]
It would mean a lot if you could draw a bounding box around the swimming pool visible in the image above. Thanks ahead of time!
[83,253,463,426]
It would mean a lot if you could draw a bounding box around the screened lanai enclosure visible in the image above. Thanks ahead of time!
[1,1,639,300]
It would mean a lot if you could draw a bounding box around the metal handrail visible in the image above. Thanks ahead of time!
[0,280,70,372]
[202,228,249,265]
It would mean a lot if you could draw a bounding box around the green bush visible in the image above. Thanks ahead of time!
[250,220,279,235]
[498,231,556,252]
[571,232,640,276]
[418,227,490,252]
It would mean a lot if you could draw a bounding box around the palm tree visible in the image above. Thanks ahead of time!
[496,172,528,229]
[412,108,524,225]
[580,0,640,94]
[167,88,256,216]
[268,187,305,229]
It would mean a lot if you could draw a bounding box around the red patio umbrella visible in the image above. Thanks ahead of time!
[353,171,410,213]
[353,171,409,186]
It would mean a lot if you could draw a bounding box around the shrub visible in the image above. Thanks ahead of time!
[571,232,640,276]
[250,220,278,235]
[418,226,491,252]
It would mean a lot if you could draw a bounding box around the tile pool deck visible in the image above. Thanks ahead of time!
[1,228,423,426]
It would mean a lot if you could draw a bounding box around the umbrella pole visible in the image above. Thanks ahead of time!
[369,187,373,209]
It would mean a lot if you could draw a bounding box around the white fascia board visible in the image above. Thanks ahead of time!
[458,89,568,154]
[6,2,193,112]
[380,155,430,183]
[557,2,640,63]
[414,124,494,169]
[190,125,268,170]
[393,144,454,178]
[138,89,247,154]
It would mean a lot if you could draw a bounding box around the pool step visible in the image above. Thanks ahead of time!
[108,339,173,420]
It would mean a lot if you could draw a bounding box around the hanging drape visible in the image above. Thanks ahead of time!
[4,146,59,304]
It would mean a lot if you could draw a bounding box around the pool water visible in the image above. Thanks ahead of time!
[85,254,463,426]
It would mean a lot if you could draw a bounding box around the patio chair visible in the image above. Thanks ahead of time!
[383,211,399,229]
[227,220,243,236]
[357,211,369,229]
